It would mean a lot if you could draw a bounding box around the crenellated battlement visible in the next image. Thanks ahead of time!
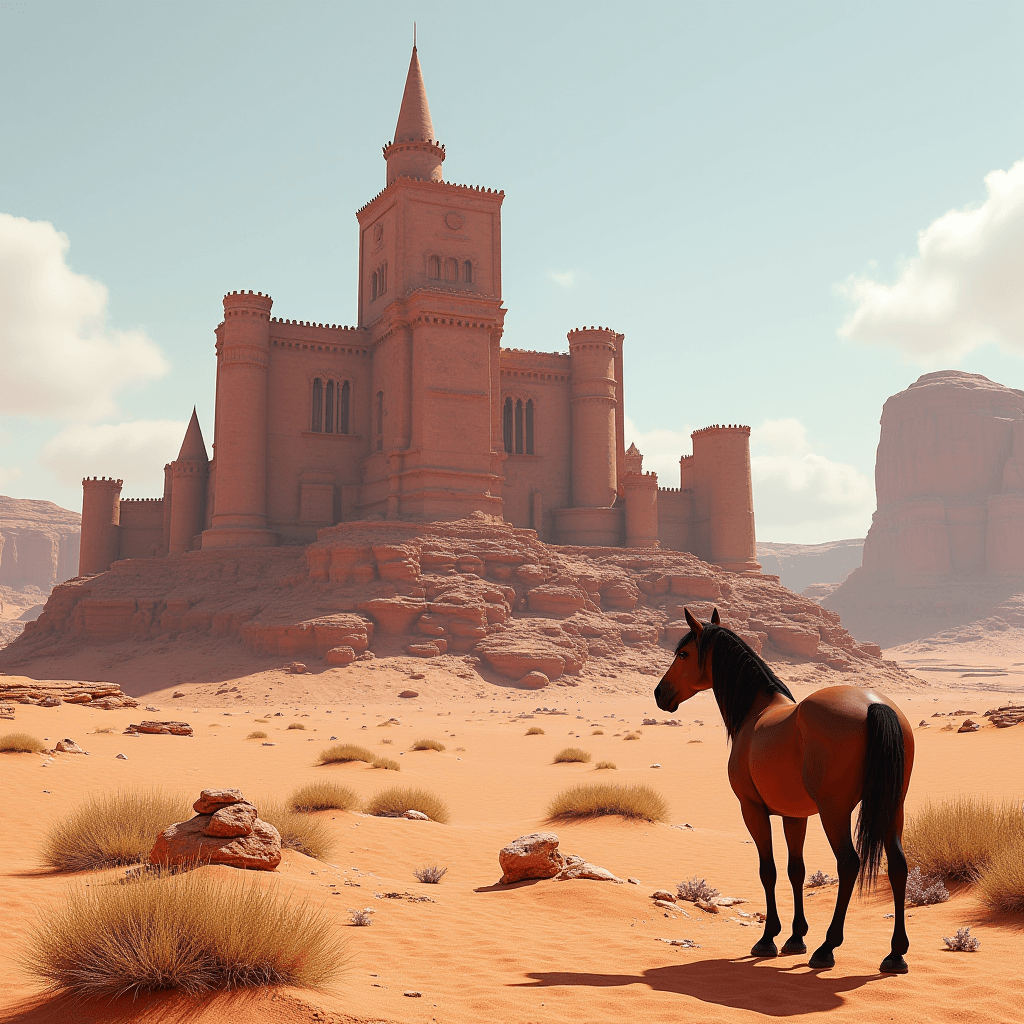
[691,423,751,436]
[120,497,162,503]
[357,177,505,215]
[270,318,362,331]
[82,476,123,487]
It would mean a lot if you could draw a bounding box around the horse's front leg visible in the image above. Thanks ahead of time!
[781,816,808,954]
[741,801,780,957]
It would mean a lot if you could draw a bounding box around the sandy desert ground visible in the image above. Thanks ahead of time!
[1,644,1022,1024]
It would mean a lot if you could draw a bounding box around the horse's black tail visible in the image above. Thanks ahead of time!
[856,702,905,890]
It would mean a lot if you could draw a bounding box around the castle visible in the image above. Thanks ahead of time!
[79,47,760,578]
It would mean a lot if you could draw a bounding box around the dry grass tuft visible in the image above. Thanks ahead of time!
[42,790,190,872]
[318,744,376,765]
[904,796,1024,880]
[623,732,641,741]
[349,908,374,926]
[286,723,306,731]
[92,727,116,735]
[553,747,591,764]
[546,782,668,822]
[288,781,359,813]
[595,761,617,770]
[254,719,269,723]
[258,799,335,859]
[365,786,450,823]
[525,726,545,736]
[411,738,445,752]
[943,926,980,951]
[380,738,394,744]
[677,876,720,902]
[372,756,401,771]
[592,729,604,735]
[413,864,448,883]
[0,732,45,753]
[976,840,1024,914]
[25,867,345,994]
[246,730,268,740]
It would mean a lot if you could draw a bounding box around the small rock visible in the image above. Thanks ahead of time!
[115,753,128,760]
[499,832,564,884]
[918,720,930,727]
[403,991,422,998]
[172,691,185,698]
[399,690,419,699]
[650,763,662,769]
[627,877,641,885]
[695,898,720,914]
[712,897,746,907]
[957,719,980,733]
[651,889,676,902]
[262,742,275,746]
[55,738,84,753]
[410,673,425,680]
[204,801,258,837]
[289,662,307,674]
[326,646,356,666]
[194,788,245,814]
[654,899,676,910]
[403,809,429,820]
[518,671,550,690]
[555,855,622,883]
[657,938,699,948]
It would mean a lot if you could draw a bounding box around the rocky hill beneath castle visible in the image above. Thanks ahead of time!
[1,513,910,691]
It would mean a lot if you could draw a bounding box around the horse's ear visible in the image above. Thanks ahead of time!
[684,606,703,639]
[711,607,720,625]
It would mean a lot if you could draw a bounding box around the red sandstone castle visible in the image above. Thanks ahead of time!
[79,48,759,578]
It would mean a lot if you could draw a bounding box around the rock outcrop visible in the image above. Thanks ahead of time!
[497,832,620,884]
[124,720,193,736]
[0,678,138,709]
[0,496,80,590]
[150,788,281,870]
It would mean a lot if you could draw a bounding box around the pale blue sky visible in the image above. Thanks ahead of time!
[2,1,1024,541]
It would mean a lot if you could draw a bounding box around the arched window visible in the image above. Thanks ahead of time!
[375,391,384,451]
[370,271,378,300]
[311,378,323,432]
[514,399,524,455]
[428,256,440,280]
[339,380,350,435]
[502,397,513,454]
[525,399,534,455]
[444,257,458,282]
[325,380,335,434]
[463,260,473,284]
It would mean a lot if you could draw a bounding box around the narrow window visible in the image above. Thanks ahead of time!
[525,399,534,455]
[380,262,388,293]
[464,260,472,284]
[376,390,384,451]
[515,399,523,455]
[502,397,513,454]
[428,256,440,280]
[370,271,378,300]
[325,380,334,433]
[312,378,323,432]
[445,257,458,282]
[339,380,350,434]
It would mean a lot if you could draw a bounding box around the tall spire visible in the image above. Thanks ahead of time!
[394,46,435,144]
[177,407,208,462]
[384,45,445,186]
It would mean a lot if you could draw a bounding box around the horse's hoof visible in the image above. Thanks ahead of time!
[880,954,909,975]
[781,940,807,955]
[808,946,835,969]
[750,939,778,958]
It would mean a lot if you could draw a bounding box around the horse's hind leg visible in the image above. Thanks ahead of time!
[741,801,781,957]
[781,816,809,954]
[881,807,910,974]
[809,805,860,970]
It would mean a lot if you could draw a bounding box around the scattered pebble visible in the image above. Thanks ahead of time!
[115,753,128,760]
[404,991,422,998]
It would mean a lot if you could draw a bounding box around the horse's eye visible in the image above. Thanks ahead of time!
[679,650,688,659]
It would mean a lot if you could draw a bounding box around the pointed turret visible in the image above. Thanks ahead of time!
[177,407,208,462]
[383,46,445,186]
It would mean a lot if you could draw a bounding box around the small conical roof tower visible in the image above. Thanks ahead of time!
[176,407,208,462]
[384,46,445,185]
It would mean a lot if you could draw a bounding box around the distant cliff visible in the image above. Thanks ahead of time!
[0,495,81,590]
[756,539,864,596]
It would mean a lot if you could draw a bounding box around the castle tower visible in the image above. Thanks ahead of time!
[568,327,620,507]
[79,476,122,575]
[202,291,278,549]
[624,469,660,548]
[690,425,760,573]
[168,408,209,554]
[384,47,445,186]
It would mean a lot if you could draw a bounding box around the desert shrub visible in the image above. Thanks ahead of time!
[546,782,668,822]
[350,908,374,926]
[806,870,837,887]
[904,796,1024,880]
[592,729,604,735]
[364,786,450,823]
[905,867,950,906]
[595,761,617,770]
[677,876,720,902]
[623,732,641,741]
[287,723,306,731]
[92,727,116,735]
[258,799,335,859]
[413,864,448,884]
[319,744,376,765]
[976,840,1024,914]
[254,719,269,724]
[0,732,45,753]
[553,747,591,764]
[42,790,191,872]
[381,738,394,744]
[288,781,359,813]
[411,738,445,752]
[372,756,401,771]
[25,867,344,994]
[246,730,268,740]
[526,727,545,736]
[943,926,980,952]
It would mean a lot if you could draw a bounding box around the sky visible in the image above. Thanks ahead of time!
[2,1,1024,543]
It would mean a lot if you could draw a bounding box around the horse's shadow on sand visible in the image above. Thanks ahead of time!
[515,956,895,1016]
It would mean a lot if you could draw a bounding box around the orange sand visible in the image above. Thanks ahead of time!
[1,658,1021,1024]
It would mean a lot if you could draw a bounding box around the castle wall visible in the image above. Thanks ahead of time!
[119,499,165,560]
[656,487,693,552]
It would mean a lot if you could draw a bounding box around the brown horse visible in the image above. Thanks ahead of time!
[655,607,914,974]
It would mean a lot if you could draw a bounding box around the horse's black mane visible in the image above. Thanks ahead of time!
[675,623,795,738]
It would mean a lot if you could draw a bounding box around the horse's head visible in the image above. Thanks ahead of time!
[654,606,718,712]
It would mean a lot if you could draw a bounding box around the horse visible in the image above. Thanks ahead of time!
[654,606,915,974]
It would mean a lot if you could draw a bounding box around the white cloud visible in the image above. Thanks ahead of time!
[0,466,23,488]
[42,420,188,497]
[0,213,170,421]
[549,270,579,288]
[750,418,874,543]
[838,157,1024,363]
[623,416,692,484]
